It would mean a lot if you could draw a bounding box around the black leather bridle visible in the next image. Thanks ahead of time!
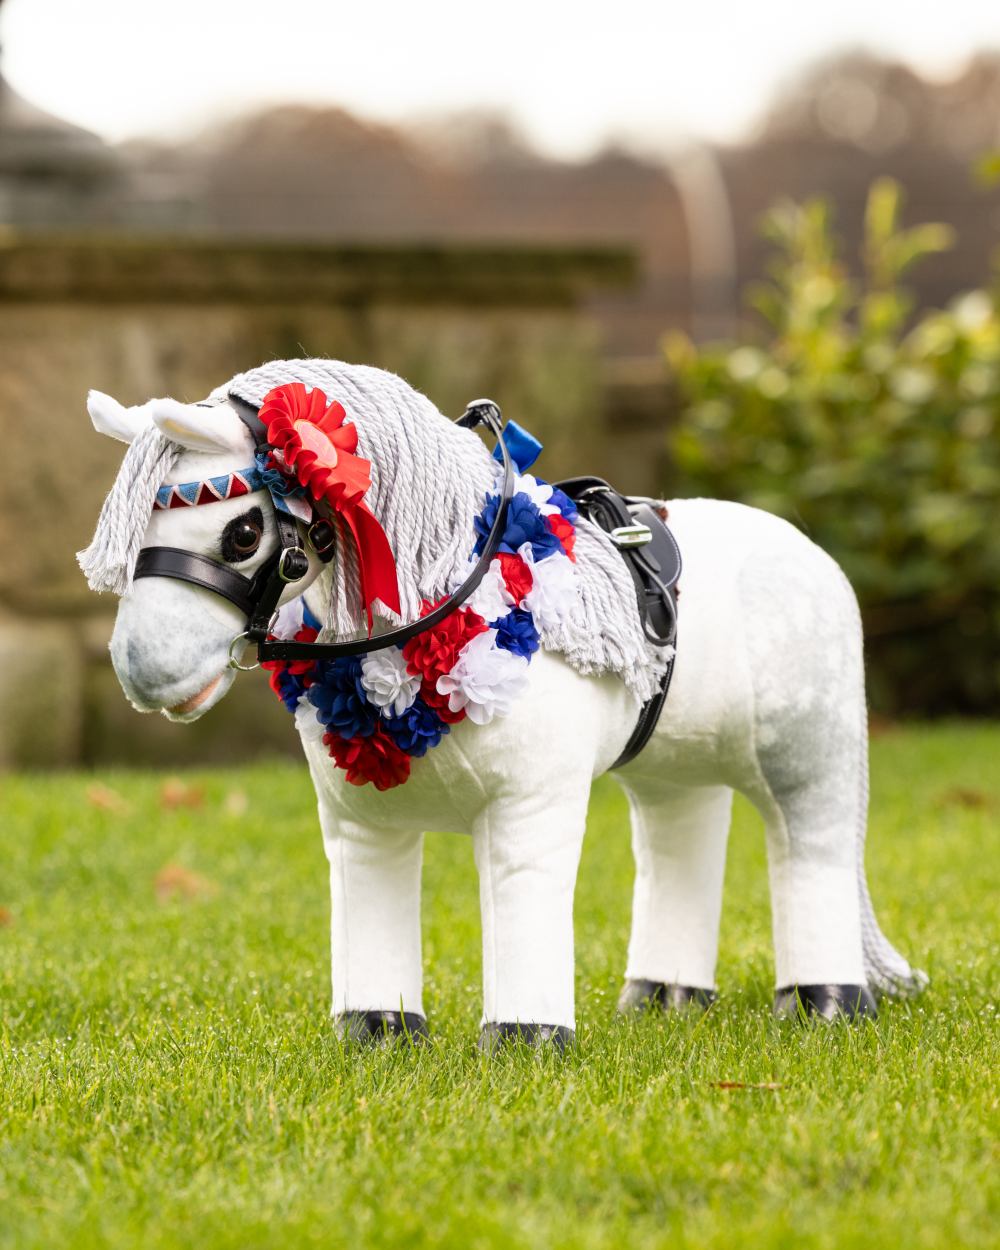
[132,391,680,770]
[133,395,515,669]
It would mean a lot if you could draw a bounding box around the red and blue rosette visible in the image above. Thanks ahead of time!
[259,382,401,631]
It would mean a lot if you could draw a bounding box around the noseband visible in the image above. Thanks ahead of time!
[133,396,515,669]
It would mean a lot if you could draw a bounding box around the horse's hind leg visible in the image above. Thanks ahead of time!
[754,732,924,1017]
[616,782,733,1012]
[741,557,880,1019]
[755,772,875,1019]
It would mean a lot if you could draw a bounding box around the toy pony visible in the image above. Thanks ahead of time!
[80,359,925,1046]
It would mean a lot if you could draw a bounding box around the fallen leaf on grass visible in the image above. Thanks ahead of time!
[223,789,249,818]
[154,863,218,904]
[713,1081,782,1091]
[86,783,131,815]
[159,777,205,810]
[0,907,12,928]
[938,787,993,811]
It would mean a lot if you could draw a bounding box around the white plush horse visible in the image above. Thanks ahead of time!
[81,359,924,1046]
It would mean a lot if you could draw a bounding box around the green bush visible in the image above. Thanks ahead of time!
[667,179,1000,715]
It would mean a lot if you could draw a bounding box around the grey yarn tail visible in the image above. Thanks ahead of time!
[843,565,927,999]
[854,671,928,998]
[858,840,929,998]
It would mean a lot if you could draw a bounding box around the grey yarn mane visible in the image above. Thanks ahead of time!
[222,360,668,701]
[77,423,180,595]
[81,358,666,700]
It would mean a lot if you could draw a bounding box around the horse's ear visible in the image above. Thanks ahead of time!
[149,398,251,455]
[87,390,148,444]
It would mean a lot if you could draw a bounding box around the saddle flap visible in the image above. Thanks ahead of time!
[626,501,682,590]
[553,477,679,650]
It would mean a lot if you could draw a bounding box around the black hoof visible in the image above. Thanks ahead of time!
[478,1022,576,1052]
[617,979,716,1013]
[774,984,878,1021]
[333,1009,429,1045]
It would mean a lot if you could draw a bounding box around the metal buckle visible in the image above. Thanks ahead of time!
[609,523,653,549]
[278,546,309,582]
[227,632,259,671]
[307,519,336,556]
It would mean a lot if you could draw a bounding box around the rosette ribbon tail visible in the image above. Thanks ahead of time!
[339,501,402,631]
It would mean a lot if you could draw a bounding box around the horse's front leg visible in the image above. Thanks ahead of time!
[473,786,590,1049]
[318,806,427,1044]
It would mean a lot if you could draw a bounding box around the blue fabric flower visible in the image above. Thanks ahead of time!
[474,491,562,561]
[271,667,311,713]
[254,450,306,499]
[381,697,449,757]
[493,608,540,659]
[308,657,379,739]
[547,486,578,523]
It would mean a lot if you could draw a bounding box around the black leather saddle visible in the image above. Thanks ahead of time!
[554,477,681,768]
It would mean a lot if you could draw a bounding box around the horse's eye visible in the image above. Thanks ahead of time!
[221,508,264,563]
[232,522,261,553]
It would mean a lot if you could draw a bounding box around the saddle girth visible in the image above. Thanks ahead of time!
[553,477,680,770]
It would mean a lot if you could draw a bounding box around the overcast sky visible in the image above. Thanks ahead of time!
[4,0,1000,157]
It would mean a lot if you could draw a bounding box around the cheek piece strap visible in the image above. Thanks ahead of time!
[132,395,515,670]
[133,396,309,656]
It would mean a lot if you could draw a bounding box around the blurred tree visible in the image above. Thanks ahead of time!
[717,51,1000,315]
[667,179,1000,715]
[126,104,690,355]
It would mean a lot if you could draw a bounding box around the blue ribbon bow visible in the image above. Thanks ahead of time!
[492,420,543,474]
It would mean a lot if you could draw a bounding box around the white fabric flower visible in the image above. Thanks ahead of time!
[294,698,325,744]
[518,543,579,628]
[272,596,306,639]
[466,559,515,623]
[436,629,530,725]
[360,647,422,717]
[514,473,559,516]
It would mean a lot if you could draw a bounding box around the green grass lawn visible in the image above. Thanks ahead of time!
[1,723,997,1250]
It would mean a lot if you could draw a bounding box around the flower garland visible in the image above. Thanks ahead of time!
[264,472,580,791]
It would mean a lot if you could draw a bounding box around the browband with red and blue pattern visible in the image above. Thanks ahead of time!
[153,465,266,511]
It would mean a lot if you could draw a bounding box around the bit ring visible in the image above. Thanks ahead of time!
[227,632,259,671]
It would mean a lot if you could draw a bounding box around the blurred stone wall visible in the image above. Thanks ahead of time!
[0,234,668,768]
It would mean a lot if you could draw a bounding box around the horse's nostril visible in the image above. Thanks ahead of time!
[126,637,148,682]
[115,636,157,707]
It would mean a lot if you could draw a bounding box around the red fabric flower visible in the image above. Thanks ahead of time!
[402,600,488,685]
[419,679,467,724]
[261,623,319,678]
[496,552,533,605]
[324,727,411,790]
[546,513,576,562]
[258,382,401,627]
